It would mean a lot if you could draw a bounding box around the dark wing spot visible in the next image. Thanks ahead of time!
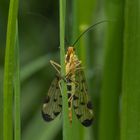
[82,119,93,127]
[76,114,82,119]
[80,102,85,105]
[87,101,93,109]
[73,105,78,109]
[73,95,79,100]
[56,86,59,89]
[53,111,60,116]
[81,79,85,83]
[44,96,50,103]
[42,111,53,122]
[68,101,71,107]
[54,98,57,102]
[58,104,62,107]
[80,88,84,92]
[67,85,72,91]
[67,78,72,83]
[59,95,62,98]
[68,93,71,98]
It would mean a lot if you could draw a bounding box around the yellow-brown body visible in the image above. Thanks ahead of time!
[65,47,80,123]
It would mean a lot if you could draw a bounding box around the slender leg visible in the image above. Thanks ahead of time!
[58,80,62,94]
[68,97,73,124]
[50,60,61,74]
[75,61,82,67]
[75,61,85,71]
[75,67,84,71]
[67,94,73,124]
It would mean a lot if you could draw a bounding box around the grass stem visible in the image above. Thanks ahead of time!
[3,0,19,139]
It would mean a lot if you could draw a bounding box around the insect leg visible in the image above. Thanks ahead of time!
[75,61,82,67]
[58,80,62,94]
[68,95,73,124]
[75,67,84,71]
[50,60,61,74]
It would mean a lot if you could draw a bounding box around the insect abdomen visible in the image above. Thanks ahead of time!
[66,75,75,123]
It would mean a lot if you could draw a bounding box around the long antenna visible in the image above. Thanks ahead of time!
[72,20,109,46]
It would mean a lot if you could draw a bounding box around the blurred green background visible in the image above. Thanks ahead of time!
[0,0,140,140]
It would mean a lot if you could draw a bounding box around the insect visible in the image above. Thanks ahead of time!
[42,46,93,127]
[42,21,107,127]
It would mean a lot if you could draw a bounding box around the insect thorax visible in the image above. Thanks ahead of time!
[65,47,79,76]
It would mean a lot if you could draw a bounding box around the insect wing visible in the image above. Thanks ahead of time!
[73,68,94,127]
[42,76,62,122]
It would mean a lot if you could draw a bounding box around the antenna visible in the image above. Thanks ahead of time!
[72,20,109,46]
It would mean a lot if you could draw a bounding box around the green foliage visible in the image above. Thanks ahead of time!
[0,0,140,140]
[98,0,124,140]
[59,0,71,140]
[3,0,19,140]
[14,25,21,140]
[70,1,97,140]
[121,0,140,140]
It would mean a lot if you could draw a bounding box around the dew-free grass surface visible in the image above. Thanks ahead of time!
[14,25,21,140]
[70,1,97,140]
[3,0,19,139]
[121,1,140,140]
[98,0,124,140]
[59,0,71,140]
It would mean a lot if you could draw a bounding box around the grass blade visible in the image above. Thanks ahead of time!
[3,0,19,139]
[14,24,21,140]
[98,0,124,140]
[121,1,140,140]
[72,1,96,140]
[59,0,71,139]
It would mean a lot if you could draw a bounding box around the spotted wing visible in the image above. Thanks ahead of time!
[42,76,62,122]
[73,68,94,127]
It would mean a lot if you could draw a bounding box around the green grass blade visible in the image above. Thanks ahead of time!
[14,24,21,140]
[0,70,3,140]
[3,0,19,139]
[0,55,4,139]
[70,4,79,138]
[59,0,71,139]
[71,1,96,140]
[121,1,140,140]
[98,0,124,140]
